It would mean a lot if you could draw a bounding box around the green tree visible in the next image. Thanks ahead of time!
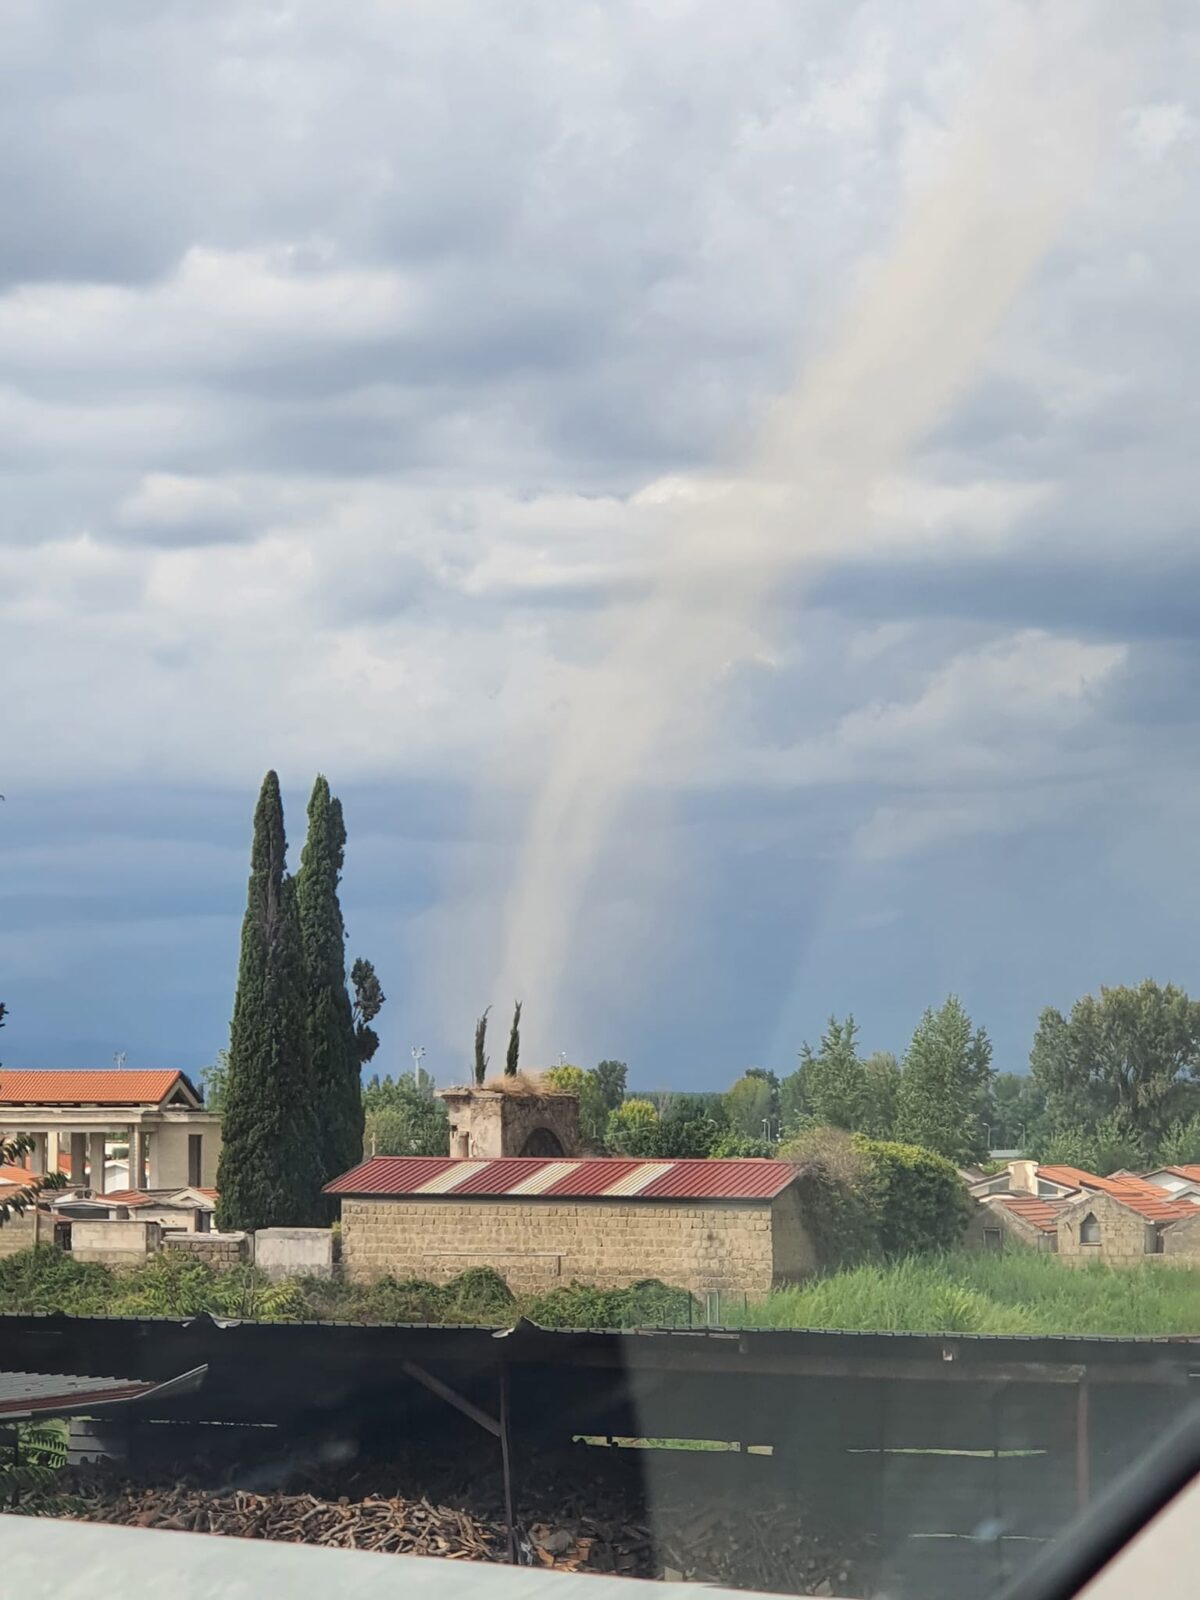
[543,1063,608,1148]
[724,1069,779,1139]
[0,1002,66,1225]
[295,776,363,1187]
[1039,1110,1146,1176]
[800,1016,867,1130]
[505,1001,522,1076]
[855,1136,972,1257]
[1030,982,1200,1155]
[1156,1113,1200,1167]
[473,1008,490,1086]
[364,1080,448,1156]
[987,1071,1046,1152]
[593,1059,628,1112]
[350,958,385,1065]
[199,1048,230,1115]
[216,772,321,1230]
[779,1062,811,1134]
[861,1051,901,1138]
[605,1097,661,1155]
[895,995,992,1164]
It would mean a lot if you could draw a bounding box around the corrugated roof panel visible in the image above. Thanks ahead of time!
[502,1161,579,1196]
[326,1155,802,1201]
[641,1158,798,1200]
[324,1156,455,1196]
[601,1161,675,1197]
[542,1159,640,1196]
[415,1161,489,1194]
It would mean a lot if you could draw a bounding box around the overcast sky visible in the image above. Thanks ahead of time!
[2,1,1198,1090]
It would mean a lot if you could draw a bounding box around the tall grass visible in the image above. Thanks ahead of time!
[735,1251,1200,1336]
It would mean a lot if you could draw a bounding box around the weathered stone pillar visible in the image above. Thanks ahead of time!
[30,1132,48,1174]
[70,1131,88,1185]
[89,1132,107,1194]
[130,1127,147,1190]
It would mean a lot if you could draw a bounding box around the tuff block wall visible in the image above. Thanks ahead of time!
[163,1231,251,1269]
[1055,1191,1152,1265]
[339,1191,814,1296]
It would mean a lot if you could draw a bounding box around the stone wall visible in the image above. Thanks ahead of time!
[438,1088,582,1159]
[770,1187,818,1282]
[163,1231,251,1269]
[964,1201,1054,1253]
[1055,1191,1152,1265]
[340,1193,806,1296]
[1161,1210,1200,1260]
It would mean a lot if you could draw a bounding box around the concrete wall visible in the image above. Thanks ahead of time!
[72,1218,162,1268]
[164,1231,251,1269]
[1055,1191,1153,1265]
[148,1119,222,1188]
[255,1227,334,1281]
[0,1212,37,1258]
[340,1193,806,1296]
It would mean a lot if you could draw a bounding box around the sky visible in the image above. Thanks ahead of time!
[2,1,1199,1092]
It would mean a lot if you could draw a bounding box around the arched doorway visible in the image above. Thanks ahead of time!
[520,1126,565,1157]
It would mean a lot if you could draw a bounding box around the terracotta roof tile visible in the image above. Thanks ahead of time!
[0,1070,193,1107]
[991,1194,1065,1232]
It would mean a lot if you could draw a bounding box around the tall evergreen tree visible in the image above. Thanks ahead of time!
[800,1016,867,1130]
[895,995,992,1164]
[216,772,321,1230]
[473,1008,491,1085]
[505,1001,522,1076]
[295,776,365,1186]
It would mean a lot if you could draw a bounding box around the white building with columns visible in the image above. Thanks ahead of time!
[0,1070,221,1193]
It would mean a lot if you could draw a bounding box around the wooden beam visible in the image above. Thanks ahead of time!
[400,1361,500,1437]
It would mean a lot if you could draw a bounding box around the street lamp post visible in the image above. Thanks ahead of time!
[411,1045,427,1093]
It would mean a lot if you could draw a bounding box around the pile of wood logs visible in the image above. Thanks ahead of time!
[65,1455,866,1595]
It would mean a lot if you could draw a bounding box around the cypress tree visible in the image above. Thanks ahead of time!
[216,772,321,1230]
[295,775,364,1185]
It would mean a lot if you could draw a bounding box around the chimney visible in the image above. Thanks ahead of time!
[1008,1159,1038,1195]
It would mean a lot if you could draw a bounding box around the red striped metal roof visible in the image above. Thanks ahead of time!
[324,1155,797,1201]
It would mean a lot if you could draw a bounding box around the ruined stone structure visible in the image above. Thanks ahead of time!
[437,1085,582,1159]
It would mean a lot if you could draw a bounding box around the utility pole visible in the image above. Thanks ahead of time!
[411,1045,427,1093]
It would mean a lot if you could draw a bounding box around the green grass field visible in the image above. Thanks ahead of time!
[730,1250,1200,1336]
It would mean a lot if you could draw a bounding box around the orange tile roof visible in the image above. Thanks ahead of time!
[1148,1165,1200,1184]
[1100,1191,1199,1225]
[991,1194,1065,1232]
[1036,1164,1164,1199]
[0,1164,43,1188]
[0,1070,188,1107]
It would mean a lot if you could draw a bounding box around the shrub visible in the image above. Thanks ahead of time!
[356,1274,452,1322]
[855,1137,973,1258]
[0,1247,115,1315]
[777,1126,879,1269]
[443,1265,515,1320]
[621,1278,698,1328]
[524,1280,630,1328]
